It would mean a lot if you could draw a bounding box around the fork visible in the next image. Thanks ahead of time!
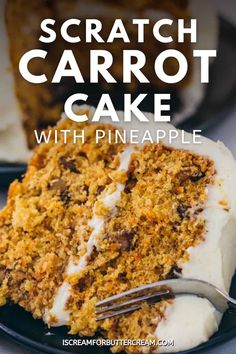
[95,278,236,321]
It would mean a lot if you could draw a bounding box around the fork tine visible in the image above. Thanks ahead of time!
[96,277,235,320]
[96,281,169,307]
[96,304,142,321]
[95,289,170,315]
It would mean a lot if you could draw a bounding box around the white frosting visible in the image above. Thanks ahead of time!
[47,282,71,326]
[45,145,134,326]
[0,0,30,162]
[155,296,221,353]
[69,106,236,352]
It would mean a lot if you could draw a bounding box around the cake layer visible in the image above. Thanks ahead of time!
[1,106,236,353]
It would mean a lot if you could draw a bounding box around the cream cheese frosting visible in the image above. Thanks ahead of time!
[156,296,221,353]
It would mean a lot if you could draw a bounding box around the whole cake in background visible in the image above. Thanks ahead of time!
[1,0,217,162]
[0,106,236,353]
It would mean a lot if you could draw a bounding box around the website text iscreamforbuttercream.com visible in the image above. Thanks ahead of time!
[62,338,175,348]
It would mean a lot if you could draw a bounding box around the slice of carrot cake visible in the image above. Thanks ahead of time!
[0,106,236,353]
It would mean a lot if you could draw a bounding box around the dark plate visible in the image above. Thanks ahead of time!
[1,272,236,354]
[0,163,26,187]
[1,15,236,354]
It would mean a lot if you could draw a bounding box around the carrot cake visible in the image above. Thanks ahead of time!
[0,105,236,353]
[0,0,218,161]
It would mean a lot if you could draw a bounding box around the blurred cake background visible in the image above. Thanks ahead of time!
[0,0,235,164]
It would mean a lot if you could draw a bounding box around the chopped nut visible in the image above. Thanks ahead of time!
[49,178,67,193]
[60,190,71,204]
[194,207,204,215]
[96,185,105,196]
[49,179,70,204]
[177,204,188,219]
[89,246,99,262]
[77,300,84,309]
[77,278,86,292]
[59,156,79,173]
[83,185,89,196]
[190,171,206,182]
[78,151,87,159]
[118,272,127,282]
[118,231,134,251]
[124,174,138,194]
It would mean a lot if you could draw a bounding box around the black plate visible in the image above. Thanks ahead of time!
[1,15,236,354]
[1,272,236,354]
[0,163,26,187]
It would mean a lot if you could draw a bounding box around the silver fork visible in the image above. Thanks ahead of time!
[95,278,236,321]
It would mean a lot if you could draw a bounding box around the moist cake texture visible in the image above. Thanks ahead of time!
[1,106,236,353]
